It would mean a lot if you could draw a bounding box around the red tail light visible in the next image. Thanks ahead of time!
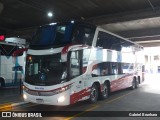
[0,35,5,41]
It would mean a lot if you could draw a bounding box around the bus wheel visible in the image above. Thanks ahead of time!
[135,79,139,88]
[0,79,4,88]
[131,78,136,90]
[101,83,109,99]
[136,77,140,88]
[89,84,98,103]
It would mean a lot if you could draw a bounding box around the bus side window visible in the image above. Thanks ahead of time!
[70,51,80,77]
[72,26,95,46]
[118,63,123,74]
[96,38,103,48]
[92,62,109,77]
[0,44,23,56]
[70,50,83,78]
[92,64,100,77]
[111,62,118,75]
[100,62,109,76]
[96,31,110,49]
[96,31,124,51]
[101,68,108,76]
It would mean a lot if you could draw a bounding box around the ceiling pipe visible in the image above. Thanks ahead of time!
[147,0,155,11]
[128,34,160,40]
[0,2,4,14]
[17,0,46,13]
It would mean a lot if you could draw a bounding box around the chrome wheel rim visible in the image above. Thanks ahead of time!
[103,85,108,97]
[133,80,136,88]
[91,87,97,101]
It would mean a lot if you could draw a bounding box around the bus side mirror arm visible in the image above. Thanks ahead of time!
[12,48,28,57]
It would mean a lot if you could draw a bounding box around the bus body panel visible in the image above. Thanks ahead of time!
[23,21,144,106]
[0,38,26,87]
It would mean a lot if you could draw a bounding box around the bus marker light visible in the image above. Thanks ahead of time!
[23,94,27,99]
[28,56,32,61]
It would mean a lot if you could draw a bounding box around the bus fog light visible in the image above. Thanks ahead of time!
[23,94,27,99]
[58,96,65,103]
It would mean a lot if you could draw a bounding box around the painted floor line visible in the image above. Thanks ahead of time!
[64,105,98,120]
[0,103,12,111]
[0,101,28,111]
[65,91,135,120]
[105,91,135,104]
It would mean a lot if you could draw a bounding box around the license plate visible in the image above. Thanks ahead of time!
[36,98,44,103]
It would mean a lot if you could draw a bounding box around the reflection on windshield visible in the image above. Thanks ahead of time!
[30,23,96,48]
[31,24,73,47]
[25,54,67,86]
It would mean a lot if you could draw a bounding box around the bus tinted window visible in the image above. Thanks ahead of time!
[96,31,121,50]
[31,25,55,46]
[31,23,73,47]
[0,44,23,56]
[96,31,134,51]
[92,62,134,77]
[72,26,95,46]
[122,63,134,73]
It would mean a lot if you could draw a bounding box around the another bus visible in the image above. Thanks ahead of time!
[23,21,144,105]
[0,37,26,88]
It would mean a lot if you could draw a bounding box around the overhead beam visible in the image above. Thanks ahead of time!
[115,27,160,38]
[0,2,4,14]
[138,42,160,47]
[136,40,160,44]
[128,35,160,42]
[86,7,160,25]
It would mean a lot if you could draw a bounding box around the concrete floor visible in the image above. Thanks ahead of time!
[0,87,23,104]
[1,74,160,120]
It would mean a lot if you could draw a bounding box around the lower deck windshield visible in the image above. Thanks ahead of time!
[25,54,67,86]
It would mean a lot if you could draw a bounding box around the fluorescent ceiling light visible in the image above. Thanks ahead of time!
[47,12,53,17]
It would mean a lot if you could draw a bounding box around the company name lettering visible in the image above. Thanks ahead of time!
[35,87,44,90]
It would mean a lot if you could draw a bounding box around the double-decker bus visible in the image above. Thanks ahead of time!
[23,21,144,105]
[0,37,26,88]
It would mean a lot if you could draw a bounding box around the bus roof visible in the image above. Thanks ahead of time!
[0,37,26,47]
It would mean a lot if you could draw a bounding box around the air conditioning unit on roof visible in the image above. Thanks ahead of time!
[5,37,26,45]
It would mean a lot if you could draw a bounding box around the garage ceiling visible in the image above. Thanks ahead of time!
[0,0,160,47]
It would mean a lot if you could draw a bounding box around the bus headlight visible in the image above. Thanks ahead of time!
[23,94,27,99]
[58,96,65,103]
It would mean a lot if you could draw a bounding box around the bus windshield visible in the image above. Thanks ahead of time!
[31,23,73,47]
[30,22,96,48]
[25,53,67,86]
[0,44,23,56]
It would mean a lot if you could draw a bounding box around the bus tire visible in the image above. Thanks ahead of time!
[136,76,140,88]
[0,78,5,88]
[135,78,139,88]
[100,82,109,100]
[131,78,136,90]
[88,84,98,103]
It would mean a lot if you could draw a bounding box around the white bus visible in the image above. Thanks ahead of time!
[23,21,144,105]
[0,37,26,88]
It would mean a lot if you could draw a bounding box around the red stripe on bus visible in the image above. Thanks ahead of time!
[110,74,133,92]
[23,83,74,92]
[12,48,28,57]
[70,87,91,104]
[61,44,73,55]
[61,44,88,55]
